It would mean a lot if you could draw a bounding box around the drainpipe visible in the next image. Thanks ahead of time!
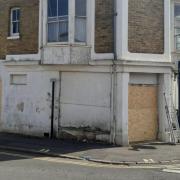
[178,61,180,125]
[39,0,45,65]
[50,79,56,139]
[111,0,117,144]
[113,0,117,61]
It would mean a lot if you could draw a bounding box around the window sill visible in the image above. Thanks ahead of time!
[172,50,180,54]
[7,35,20,40]
[45,42,90,48]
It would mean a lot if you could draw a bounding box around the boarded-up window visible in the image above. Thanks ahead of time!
[10,74,27,85]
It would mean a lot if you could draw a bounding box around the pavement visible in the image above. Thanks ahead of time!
[0,133,179,165]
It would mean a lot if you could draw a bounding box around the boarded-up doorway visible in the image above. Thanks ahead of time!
[128,85,158,143]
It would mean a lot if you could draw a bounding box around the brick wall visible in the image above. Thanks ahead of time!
[0,0,39,59]
[95,0,114,53]
[128,0,164,54]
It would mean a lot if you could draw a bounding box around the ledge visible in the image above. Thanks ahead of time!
[7,35,20,40]
[45,43,91,48]
[6,54,40,61]
[89,59,175,67]
[3,60,40,66]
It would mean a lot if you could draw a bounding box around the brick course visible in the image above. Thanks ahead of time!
[95,0,114,54]
[128,0,164,54]
[0,0,39,59]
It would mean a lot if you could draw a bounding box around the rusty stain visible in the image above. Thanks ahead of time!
[16,102,24,112]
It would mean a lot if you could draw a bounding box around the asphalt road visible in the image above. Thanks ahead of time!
[0,150,179,180]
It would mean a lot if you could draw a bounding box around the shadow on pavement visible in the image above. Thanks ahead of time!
[0,133,179,164]
[0,133,118,156]
[0,151,32,162]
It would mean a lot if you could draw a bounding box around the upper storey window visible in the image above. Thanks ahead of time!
[174,4,180,50]
[10,8,20,37]
[75,0,86,42]
[48,0,68,42]
[48,0,87,43]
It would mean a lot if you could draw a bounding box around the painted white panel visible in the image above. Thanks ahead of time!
[60,72,111,131]
[60,72,111,107]
[43,46,91,64]
[60,103,110,131]
[43,46,71,64]
[130,73,158,85]
[71,46,91,64]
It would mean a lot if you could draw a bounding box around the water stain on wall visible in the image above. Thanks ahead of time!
[16,102,24,112]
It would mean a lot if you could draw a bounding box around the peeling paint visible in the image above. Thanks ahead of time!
[60,127,110,142]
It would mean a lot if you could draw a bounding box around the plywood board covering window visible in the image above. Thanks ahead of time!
[128,85,158,143]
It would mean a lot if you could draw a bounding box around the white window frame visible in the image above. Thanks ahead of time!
[46,0,88,45]
[173,2,180,52]
[10,7,20,37]
[74,0,87,43]
[116,0,171,62]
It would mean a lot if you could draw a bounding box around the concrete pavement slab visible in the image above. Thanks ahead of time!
[0,133,179,165]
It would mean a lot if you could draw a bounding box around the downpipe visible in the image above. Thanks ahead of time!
[111,64,117,144]
[178,61,180,125]
[50,79,56,139]
[111,0,118,144]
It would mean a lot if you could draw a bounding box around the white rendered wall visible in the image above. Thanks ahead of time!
[158,73,173,142]
[1,67,112,140]
[129,73,158,85]
[172,76,179,110]
[1,68,60,136]
[0,63,174,145]
[115,73,129,146]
